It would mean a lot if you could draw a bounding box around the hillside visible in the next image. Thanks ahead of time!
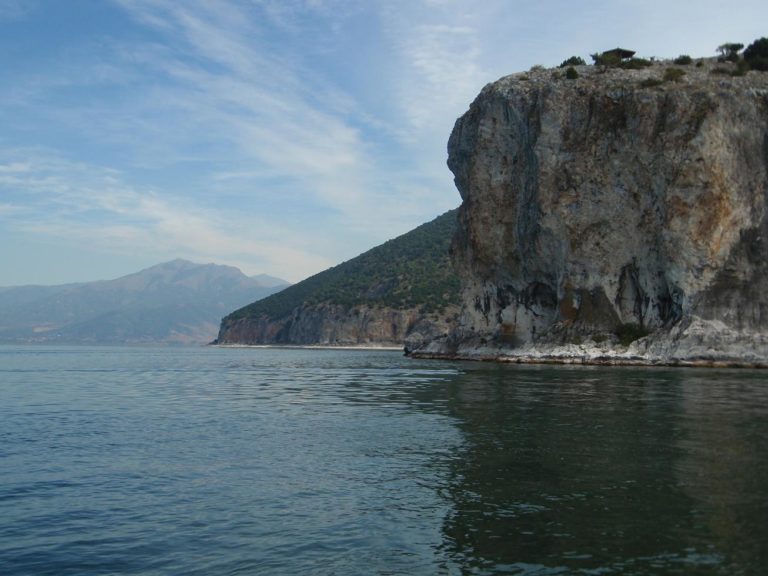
[215,209,461,348]
[0,260,289,345]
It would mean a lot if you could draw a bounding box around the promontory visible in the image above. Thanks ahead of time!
[411,57,768,366]
[215,210,460,349]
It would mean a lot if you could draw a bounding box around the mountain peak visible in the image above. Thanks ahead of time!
[0,260,289,345]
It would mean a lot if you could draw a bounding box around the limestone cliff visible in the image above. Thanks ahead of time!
[215,210,460,349]
[413,60,768,366]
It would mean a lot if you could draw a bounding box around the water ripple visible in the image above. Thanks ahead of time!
[1,346,767,574]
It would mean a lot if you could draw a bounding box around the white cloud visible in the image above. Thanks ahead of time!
[396,22,484,132]
[3,1,465,288]
[0,162,31,173]
[3,0,766,288]
[106,0,467,252]
[0,149,334,281]
[0,202,19,215]
[112,0,384,220]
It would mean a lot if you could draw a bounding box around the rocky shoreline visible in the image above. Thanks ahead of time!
[413,314,768,367]
[411,352,767,369]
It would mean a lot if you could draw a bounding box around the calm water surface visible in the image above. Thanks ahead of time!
[1,345,766,575]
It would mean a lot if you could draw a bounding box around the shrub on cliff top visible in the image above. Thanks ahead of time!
[591,51,622,67]
[673,55,693,65]
[711,66,732,75]
[565,66,579,79]
[744,37,768,71]
[591,50,652,70]
[560,56,586,68]
[639,67,686,88]
[640,77,664,88]
[732,59,751,76]
[663,67,686,82]
[711,62,751,77]
[619,57,653,70]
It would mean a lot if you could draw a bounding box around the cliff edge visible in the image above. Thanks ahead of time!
[412,59,768,366]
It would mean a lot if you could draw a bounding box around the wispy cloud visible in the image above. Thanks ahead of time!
[112,0,379,217]
[2,0,470,287]
[0,203,19,215]
[15,0,765,287]
[0,162,31,173]
[0,0,35,20]
[0,148,334,281]
[395,22,484,133]
[109,0,465,242]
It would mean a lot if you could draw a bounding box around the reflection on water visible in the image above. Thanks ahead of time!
[0,346,766,575]
[430,365,768,574]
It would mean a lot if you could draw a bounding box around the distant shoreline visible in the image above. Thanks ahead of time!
[211,343,404,351]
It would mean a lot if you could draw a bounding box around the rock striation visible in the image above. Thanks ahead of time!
[412,60,768,366]
[217,303,456,349]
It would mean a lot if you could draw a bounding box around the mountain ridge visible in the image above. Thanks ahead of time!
[0,259,289,345]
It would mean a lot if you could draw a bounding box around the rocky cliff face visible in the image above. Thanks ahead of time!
[413,60,768,366]
[217,303,458,349]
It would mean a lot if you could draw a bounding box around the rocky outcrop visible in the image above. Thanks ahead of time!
[216,303,458,350]
[412,60,768,366]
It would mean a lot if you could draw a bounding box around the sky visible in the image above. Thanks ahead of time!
[0,0,765,285]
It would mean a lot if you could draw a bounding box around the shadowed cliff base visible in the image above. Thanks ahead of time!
[410,57,768,366]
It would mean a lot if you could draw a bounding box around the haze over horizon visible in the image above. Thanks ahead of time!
[1,0,764,286]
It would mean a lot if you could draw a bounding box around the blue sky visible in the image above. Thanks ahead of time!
[0,0,765,285]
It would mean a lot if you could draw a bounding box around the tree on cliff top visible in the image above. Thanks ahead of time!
[717,42,744,62]
[744,38,768,71]
[559,56,586,68]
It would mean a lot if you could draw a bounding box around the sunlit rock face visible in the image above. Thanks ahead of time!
[414,61,768,365]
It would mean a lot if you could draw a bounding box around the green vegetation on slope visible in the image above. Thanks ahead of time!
[226,209,460,322]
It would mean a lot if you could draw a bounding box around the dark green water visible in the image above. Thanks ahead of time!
[1,346,766,574]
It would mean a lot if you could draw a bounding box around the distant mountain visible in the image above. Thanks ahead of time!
[0,259,289,345]
[215,209,461,349]
[250,273,290,288]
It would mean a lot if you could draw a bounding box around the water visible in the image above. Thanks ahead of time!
[1,346,767,575]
